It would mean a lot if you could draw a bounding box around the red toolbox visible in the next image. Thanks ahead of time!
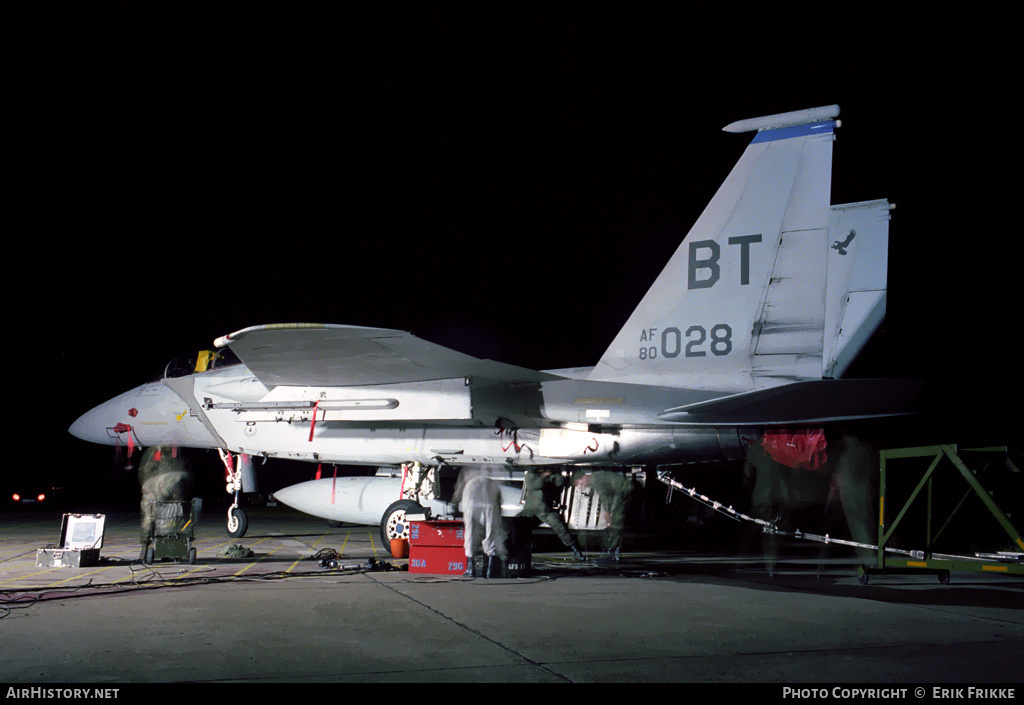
[409,520,466,575]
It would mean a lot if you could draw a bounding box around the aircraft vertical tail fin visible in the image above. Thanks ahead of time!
[589,105,850,392]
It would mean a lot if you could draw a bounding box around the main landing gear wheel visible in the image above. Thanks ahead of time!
[227,506,248,539]
[380,500,424,546]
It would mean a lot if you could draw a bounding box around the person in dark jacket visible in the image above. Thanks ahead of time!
[138,445,192,558]
[521,468,586,560]
[588,469,634,562]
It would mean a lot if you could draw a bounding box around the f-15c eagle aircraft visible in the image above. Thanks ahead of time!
[69,105,921,541]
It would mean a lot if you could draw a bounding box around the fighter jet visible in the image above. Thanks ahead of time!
[69,105,921,542]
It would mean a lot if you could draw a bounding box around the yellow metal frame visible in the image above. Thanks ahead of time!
[861,445,1022,582]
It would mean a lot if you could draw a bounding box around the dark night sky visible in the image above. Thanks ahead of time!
[7,6,1020,479]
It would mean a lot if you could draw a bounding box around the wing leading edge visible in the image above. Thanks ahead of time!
[215,323,562,388]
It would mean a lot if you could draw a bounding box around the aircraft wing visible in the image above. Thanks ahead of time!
[214,323,561,388]
[657,378,924,425]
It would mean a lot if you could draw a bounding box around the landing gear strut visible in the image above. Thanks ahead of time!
[219,449,248,539]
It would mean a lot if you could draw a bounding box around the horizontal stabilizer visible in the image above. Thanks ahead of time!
[215,323,561,388]
[658,378,924,425]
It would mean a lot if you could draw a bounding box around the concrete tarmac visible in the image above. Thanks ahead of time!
[1,506,1022,684]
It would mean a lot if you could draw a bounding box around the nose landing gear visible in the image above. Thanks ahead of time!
[219,449,249,539]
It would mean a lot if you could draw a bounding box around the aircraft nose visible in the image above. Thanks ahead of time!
[68,404,115,445]
[68,387,140,446]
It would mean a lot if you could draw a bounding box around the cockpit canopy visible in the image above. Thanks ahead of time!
[162,348,240,379]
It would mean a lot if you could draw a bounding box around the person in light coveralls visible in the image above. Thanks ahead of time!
[455,466,508,578]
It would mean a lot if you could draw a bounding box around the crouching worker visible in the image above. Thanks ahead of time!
[138,445,193,560]
[455,466,508,578]
[521,468,586,560]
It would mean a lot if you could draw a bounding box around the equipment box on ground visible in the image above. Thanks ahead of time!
[409,520,465,575]
[144,499,200,565]
[35,514,106,568]
[408,518,533,577]
[410,519,465,547]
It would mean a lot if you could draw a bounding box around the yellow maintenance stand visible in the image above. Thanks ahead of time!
[858,445,1023,584]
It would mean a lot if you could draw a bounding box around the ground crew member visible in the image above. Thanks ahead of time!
[829,433,878,560]
[743,440,787,523]
[521,468,586,560]
[455,467,508,578]
[138,445,193,559]
[588,469,634,562]
[744,433,832,530]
